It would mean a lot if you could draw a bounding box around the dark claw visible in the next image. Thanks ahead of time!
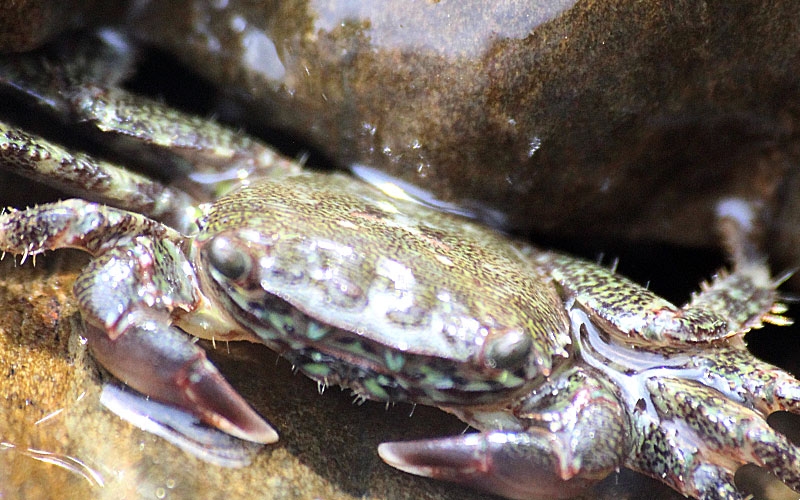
[378,431,602,500]
[175,352,278,444]
[100,383,263,468]
[85,323,278,444]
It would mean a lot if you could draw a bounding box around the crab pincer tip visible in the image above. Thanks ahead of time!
[378,433,598,500]
[209,406,279,445]
[377,439,468,477]
[184,371,279,444]
[378,438,500,494]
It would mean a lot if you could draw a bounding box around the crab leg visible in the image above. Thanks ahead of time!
[0,31,301,231]
[0,121,196,228]
[69,84,302,193]
[379,368,630,500]
[532,249,781,346]
[643,377,800,499]
[0,200,277,443]
[530,200,785,348]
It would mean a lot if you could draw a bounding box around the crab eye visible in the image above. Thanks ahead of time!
[207,236,250,281]
[483,329,532,370]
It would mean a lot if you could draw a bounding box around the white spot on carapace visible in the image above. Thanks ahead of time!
[376,257,415,293]
[316,239,354,258]
[336,219,358,230]
[434,254,454,267]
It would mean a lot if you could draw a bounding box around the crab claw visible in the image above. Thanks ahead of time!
[10,200,285,446]
[84,322,278,444]
[378,430,609,500]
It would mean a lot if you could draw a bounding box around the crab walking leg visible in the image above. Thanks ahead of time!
[379,368,631,500]
[0,99,300,234]
[643,377,800,498]
[0,31,302,210]
[0,121,195,226]
[703,347,800,416]
[0,200,277,443]
[69,85,303,193]
[529,203,786,348]
[532,250,782,346]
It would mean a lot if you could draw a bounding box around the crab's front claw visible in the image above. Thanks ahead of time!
[379,367,630,499]
[84,321,278,444]
[0,199,278,444]
[378,430,614,500]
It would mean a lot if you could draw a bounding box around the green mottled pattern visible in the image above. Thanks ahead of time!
[73,86,300,192]
[512,366,631,474]
[686,266,779,332]
[0,199,183,258]
[644,376,800,495]
[0,31,299,232]
[0,122,192,223]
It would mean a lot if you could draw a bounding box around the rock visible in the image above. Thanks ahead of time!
[4,1,800,273]
[0,1,125,52]
[129,1,800,265]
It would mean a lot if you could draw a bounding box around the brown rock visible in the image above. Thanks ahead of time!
[0,1,125,52]
[130,1,800,270]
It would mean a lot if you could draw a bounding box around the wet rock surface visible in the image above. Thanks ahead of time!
[0,1,124,52]
[128,1,800,263]
[2,2,800,269]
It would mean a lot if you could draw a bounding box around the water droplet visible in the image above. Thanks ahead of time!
[527,136,542,157]
[362,122,377,136]
[229,15,247,33]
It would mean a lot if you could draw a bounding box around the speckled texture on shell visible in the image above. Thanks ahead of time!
[202,173,570,367]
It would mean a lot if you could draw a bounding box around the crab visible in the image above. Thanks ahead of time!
[1,32,800,500]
